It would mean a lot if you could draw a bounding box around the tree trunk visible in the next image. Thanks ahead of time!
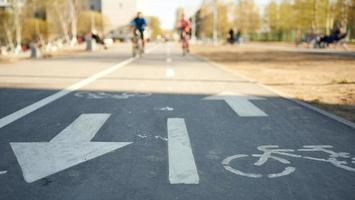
[69,0,78,46]
[3,23,15,51]
[54,4,71,43]
[13,0,22,54]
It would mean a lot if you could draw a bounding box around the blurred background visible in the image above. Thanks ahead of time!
[0,0,354,55]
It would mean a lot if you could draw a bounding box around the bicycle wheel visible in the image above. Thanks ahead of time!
[222,154,296,178]
[132,44,137,57]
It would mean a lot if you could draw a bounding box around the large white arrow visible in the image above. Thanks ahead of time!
[203,92,268,117]
[10,114,132,183]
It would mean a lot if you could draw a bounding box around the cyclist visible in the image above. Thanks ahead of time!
[130,12,147,52]
[176,13,191,54]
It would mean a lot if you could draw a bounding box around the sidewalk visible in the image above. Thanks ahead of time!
[0,42,115,63]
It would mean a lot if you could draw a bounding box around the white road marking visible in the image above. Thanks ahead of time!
[166,43,172,62]
[167,118,199,184]
[0,46,159,129]
[10,114,132,183]
[74,92,152,100]
[0,170,7,175]
[204,91,268,117]
[50,114,109,143]
[222,155,262,178]
[137,134,148,139]
[155,135,168,142]
[166,43,171,56]
[268,167,296,178]
[222,154,295,178]
[166,68,175,78]
[156,106,174,111]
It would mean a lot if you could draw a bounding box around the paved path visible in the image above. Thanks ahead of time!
[0,43,354,200]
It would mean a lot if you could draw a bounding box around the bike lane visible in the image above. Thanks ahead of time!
[0,45,133,119]
[0,44,354,200]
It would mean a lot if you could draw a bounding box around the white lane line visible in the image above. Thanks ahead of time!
[0,46,159,129]
[166,42,172,63]
[166,68,175,78]
[168,118,199,184]
[166,43,171,56]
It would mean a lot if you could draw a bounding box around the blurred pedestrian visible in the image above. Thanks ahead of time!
[227,29,235,44]
[236,30,241,44]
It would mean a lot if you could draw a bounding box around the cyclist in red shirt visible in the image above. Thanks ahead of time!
[176,13,191,55]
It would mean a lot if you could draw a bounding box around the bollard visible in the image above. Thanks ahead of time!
[30,42,41,59]
[85,36,97,51]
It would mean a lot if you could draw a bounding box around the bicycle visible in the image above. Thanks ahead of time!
[222,145,355,178]
[132,29,144,57]
[181,31,189,56]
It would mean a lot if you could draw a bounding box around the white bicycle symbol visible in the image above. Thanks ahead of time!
[222,145,355,178]
[74,92,152,100]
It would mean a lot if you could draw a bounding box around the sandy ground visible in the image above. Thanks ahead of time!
[192,43,355,123]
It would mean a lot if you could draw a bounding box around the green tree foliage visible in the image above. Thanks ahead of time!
[195,0,260,40]
[21,0,48,43]
[175,7,185,28]
[21,18,48,43]
[1,0,85,47]
[45,0,72,42]
[147,16,162,40]
[77,11,105,36]
[349,0,355,38]
[217,2,232,38]
[266,1,278,32]
[234,0,261,35]
[0,10,14,46]
[196,4,213,38]
[265,0,355,41]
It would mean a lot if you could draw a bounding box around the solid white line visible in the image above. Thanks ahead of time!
[168,118,199,184]
[0,58,132,129]
[0,46,158,129]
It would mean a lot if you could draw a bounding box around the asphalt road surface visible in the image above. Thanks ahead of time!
[0,43,355,200]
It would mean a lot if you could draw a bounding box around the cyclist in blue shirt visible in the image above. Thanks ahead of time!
[130,12,148,52]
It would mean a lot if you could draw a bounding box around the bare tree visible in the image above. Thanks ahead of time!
[51,0,71,43]
[68,0,79,45]
[7,0,24,53]
[0,11,15,50]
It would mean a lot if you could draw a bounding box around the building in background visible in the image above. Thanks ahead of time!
[0,0,9,7]
[87,0,142,33]
[0,0,12,11]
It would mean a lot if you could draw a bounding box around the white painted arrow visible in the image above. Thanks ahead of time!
[203,92,268,117]
[10,114,132,183]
